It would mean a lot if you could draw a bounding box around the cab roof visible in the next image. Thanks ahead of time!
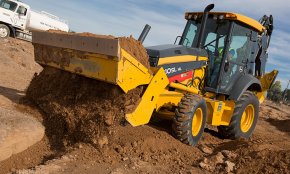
[185,12,265,33]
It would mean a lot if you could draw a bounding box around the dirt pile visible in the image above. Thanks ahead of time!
[235,149,290,174]
[0,38,41,110]
[119,36,151,70]
[197,141,290,174]
[25,67,143,148]
[0,38,36,71]
[27,31,153,148]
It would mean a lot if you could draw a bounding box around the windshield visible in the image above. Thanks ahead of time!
[180,18,230,48]
[0,0,18,11]
[180,17,231,89]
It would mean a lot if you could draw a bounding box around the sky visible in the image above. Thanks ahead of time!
[24,0,290,89]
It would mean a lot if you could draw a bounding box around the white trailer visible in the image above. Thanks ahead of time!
[0,0,69,41]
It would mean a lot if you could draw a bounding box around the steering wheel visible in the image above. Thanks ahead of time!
[204,44,219,58]
[204,43,216,51]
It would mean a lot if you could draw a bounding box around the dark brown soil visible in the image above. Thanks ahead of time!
[235,149,290,174]
[25,67,144,148]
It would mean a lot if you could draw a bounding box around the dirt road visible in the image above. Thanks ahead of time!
[0,38,289,174]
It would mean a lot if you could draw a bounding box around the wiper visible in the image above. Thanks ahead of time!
[203,35,226,48]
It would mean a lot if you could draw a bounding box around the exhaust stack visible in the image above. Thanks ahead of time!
[138,24,151,43]
[197,4,215,48]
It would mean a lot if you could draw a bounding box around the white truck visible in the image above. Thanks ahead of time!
[0,0,69,41]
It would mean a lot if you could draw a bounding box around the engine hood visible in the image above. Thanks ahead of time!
[146,44,208,67]
[146,44,207,58]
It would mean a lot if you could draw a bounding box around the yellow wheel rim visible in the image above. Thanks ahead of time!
[240,104,255,133]
[191,108,203,136]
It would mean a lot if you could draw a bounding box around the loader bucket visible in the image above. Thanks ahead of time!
[32,30,153,93]
[32,30,169,126]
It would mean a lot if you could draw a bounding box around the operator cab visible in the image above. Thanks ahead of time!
[179,12,269,95]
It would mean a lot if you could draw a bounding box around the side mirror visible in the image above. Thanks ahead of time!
[174,36,181,45]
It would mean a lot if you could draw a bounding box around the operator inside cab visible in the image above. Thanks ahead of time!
[178,12,270,94]
[210,47,236,87]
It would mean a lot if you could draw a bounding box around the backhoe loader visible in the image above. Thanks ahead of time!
[31,4,278,146]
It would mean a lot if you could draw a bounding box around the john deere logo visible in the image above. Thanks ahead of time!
[165,67,182,75]
[165,67,177,74]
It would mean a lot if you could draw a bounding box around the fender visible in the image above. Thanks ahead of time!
[229,74,262,101]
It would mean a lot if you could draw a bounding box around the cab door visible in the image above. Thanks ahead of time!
[13,5,28,30]
[219,23,256,93]
[0,0,18,25]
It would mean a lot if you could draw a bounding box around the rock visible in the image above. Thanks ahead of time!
[122,157,129,161]
[141,152,150,162]
[222,150,237,159]
[105,115,114,126]
[61,155,69,160]
[199,160,214,172]
[212,152,225,164]
[225,160,235,173]
[78,144,83,149]
[200,145,213,154]
[10,168,16,173]
[132,141,138,148]
[114,145,123,153]
[203,157,209,164]
[111,168,125,174]
[98,136,109,148]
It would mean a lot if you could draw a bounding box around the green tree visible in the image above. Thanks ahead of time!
[282,89,290,102]
[267,81,282,102]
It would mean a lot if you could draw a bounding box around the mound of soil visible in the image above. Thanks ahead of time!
[235,149,290,174]
[25,67,143,148]
[119,36,151,70]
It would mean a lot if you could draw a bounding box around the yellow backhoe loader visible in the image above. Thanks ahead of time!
[31,4,278,146]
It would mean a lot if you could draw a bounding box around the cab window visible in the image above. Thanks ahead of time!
[219,22,255,92]
[17,6,27,15]
[0,0,18,11]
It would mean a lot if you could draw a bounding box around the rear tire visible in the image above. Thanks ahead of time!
[172,94,207,146]
[218,91,259,139]
[0,24,10,39]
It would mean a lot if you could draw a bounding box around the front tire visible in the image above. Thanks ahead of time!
[172,94,207,146]
[0,24,10,39]
[218,91,259,139]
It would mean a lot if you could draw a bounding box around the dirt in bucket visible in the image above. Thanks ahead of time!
[38,30,152,72]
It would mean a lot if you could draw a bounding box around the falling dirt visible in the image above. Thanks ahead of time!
[25,67,144,148]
